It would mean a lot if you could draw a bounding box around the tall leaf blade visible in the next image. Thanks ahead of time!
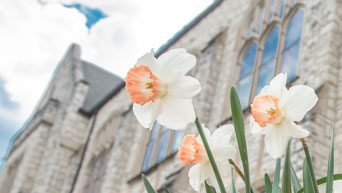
[230,86,251,193]
[297,174,342,193]
[290,163,302,192]
[205,181,217,193]
[301,138,319,193]
[162,186,170,193]
[282,139,292,193]
[265,173,272,193]
[326,127,335,193]
[272,158,281,193]
[142,174,156,193]
[231,168,238,193]
[303,159,315,193]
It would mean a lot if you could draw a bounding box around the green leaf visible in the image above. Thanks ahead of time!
[265,173,272,193]
[290,163,302,192]
[205,181,217,193]
[282,139,292,193]
[272,158,281,193]
[162,186,170,193]
[231,168,238,193]
[297,174,342,193]
[301,140,319,193]
[230,86,251,193]
[195,118,226,193]
[303,159,315,193]
[326,127,335,193]
[142,174,156,193]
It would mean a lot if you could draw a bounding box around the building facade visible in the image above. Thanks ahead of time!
[1,0,342,192]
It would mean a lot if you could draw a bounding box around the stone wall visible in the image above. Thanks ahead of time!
[2,0,342,193]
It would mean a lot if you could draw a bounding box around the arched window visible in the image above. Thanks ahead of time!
[237,0,305,109]
[280,9,305,81]
[256,26,280,94]
[237,42,258,109]
[141,122,184,172]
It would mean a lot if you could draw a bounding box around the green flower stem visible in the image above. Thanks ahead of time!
[195,118,226,193]
[300,138,319,193]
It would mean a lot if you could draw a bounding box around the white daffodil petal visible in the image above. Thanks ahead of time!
[157,98,196,130]
[211,124,234,141]
[167,72,201,99]
[278,119,309,138]
[158,48,196,76]
[206,161,230,191]
[249,116,271,135]
[210,125,236,161]
[261,73,289,103]
[284,85,318,121]
[264,128,289,158]
[135,51,160,74]
[189,164,210,192]
[132,99,162,129]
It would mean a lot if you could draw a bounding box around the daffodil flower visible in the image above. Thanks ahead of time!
[250,73,318,158]
[125,48,201,130]
[179,125,236,192]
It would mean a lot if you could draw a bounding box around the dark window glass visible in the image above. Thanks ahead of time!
[246,20,253,39]
[279,0,285,19]
[237,42,258,109]
[170,130,184,154]
[284,9,304,48]
[268,0,276,23]
[281,9,304,81]
[141,122,160,171]
[155,128,171,163]
[257,6,265,35]
[257,27,280,94]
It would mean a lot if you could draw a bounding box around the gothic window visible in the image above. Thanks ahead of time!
[141,122,184,172]
[237,0,305,109]
[280,9,305,81]
[83,149,110,193]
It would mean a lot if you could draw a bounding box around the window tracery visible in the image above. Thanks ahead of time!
[237,0,305,109]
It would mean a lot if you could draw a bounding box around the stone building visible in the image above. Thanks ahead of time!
[1,0,341,192]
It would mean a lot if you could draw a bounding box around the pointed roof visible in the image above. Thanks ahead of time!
[79,61,124,115]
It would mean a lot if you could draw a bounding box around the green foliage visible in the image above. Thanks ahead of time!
[142,174,156,193]
[195,118,226,193]
[302,142,319,193]
[162,186,170,193]
[282,140,292,193]
[303,159,315,193]
[205,181,217,193]
[265,174,272,193]
[230,168,238,193]
[230,86,251,193]
[272,158,281,193]
[290,163,302,192]
[326,127,335,193]
[297,174,342,193]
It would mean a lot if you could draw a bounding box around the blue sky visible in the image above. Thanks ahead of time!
[64,3,107,29]
[0,0,213,168]
[0,77,21,168]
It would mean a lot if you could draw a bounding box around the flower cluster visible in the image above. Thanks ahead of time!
[125,48,336,193]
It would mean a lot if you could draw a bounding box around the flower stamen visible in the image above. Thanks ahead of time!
[125,65,164,105]
[251,95,284,127]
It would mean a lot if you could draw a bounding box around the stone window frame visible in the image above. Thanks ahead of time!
[236,0,306,110]
[82,146,112,193]
[139,121,184,173]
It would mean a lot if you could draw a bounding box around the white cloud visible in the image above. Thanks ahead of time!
[0,0,212,129]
